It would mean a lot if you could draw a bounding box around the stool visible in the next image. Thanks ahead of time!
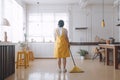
[28,51,34,61]
[16,50,29,69]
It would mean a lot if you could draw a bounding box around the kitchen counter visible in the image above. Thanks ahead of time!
[0,44,15,80]
[70,42,120,46]
[0,42,16,45]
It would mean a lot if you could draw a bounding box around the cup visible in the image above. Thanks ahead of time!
[106,40,110,44]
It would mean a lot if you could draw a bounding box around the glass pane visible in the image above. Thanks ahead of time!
[28,23,42,36]
[42,13,54,21]
[29,13,41,21]
[28,12,69,42]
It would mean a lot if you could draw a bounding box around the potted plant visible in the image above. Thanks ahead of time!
[77,49,88,60]
[18,41,27,50]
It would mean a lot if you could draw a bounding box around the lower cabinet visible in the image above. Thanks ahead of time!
[0,45,15,80]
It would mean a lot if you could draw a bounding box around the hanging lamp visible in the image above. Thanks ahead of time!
[101,0,105,27]
[116,0,120,26]
[37,2,39,26]
[2,18,10,26]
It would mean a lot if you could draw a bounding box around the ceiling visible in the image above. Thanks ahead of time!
[23,0,80,5]
[23,0,114,5]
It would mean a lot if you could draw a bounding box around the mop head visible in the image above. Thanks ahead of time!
[70,66,84,73]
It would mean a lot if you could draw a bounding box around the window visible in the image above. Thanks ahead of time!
[28,12,69,42]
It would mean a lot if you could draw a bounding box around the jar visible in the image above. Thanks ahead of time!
[4,32,7,42]
[106,40,110,44]
[109,37,115,44]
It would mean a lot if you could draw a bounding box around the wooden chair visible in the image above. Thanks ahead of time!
[92,47,105,62]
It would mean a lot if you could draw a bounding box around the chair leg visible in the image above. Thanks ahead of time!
[99,53,103,62]
[103,57,105,65]
[92,53,96,60]
[92,53,99,60]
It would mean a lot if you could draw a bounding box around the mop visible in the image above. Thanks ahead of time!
[69,48,84,73]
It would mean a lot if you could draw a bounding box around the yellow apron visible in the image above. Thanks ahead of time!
[54,29,70,58]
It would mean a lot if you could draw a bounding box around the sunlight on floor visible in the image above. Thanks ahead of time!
[5,59,120,80]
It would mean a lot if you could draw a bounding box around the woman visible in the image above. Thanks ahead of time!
[54,20,70,73]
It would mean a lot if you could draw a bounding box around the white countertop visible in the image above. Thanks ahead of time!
[0,42,16,45]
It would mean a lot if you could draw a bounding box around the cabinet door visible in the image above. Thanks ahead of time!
[0,47,1,80]
[0,46,3,80]
[0,45,15,79]
[3,46,7,78]
[6,45,15,76]
[5,45,15,78]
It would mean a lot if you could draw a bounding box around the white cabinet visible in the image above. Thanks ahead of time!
[28,43,54,58]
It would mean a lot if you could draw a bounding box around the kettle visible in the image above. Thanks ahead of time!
[109,37,115,44]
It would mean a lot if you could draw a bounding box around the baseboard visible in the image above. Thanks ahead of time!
[35,57,56,59]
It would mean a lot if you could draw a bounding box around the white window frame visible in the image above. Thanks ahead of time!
[27,12,69,42]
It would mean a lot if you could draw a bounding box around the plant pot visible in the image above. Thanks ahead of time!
[80,56,85,60]
[106,40,110,44]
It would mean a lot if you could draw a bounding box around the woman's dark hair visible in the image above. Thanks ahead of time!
[58,20,64,27]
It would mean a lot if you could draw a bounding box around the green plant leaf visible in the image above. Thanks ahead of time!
[77,49,88,56]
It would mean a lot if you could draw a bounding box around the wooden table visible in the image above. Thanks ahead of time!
[99,44,120,69]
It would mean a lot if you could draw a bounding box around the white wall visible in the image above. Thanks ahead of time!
[69,4,119,57]
[0,0,2,28]
[71,5,88,42]
[15,0,27,38]
[26,4,119,58]
[72,4,119,42]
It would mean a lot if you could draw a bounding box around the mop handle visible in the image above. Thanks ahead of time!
[69,48,76,66]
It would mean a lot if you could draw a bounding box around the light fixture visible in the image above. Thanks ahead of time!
[2,18,10,26]
[116,23,120,26]
[37,2,39,26]
[116,0,120,26]
[101,0,105,27]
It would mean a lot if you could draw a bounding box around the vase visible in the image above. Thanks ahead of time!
[106,40,110,44]
[4,32,7,42]
[80,56,85,60]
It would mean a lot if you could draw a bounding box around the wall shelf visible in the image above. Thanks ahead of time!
[75,27,88,30]
[116,24,120,26]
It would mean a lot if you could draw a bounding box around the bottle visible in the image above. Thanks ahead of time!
[4,32,7,42]
[106,40,110,44]
[109,37,115,44]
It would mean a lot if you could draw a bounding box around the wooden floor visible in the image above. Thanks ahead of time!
[5,58,120,80]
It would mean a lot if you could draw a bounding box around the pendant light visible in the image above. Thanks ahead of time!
[116,0,120,26]
[101,0,105,27]
[2,18,10,26]
[37,2,39,26]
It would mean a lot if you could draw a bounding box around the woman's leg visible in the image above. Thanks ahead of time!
[58,58,61,69]
[63,58,67,72]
